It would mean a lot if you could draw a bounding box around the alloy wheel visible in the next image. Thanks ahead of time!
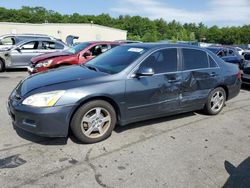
[210,91,225,113]
[80,107,111,139]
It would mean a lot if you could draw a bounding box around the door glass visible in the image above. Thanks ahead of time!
[208,56,218,68]
[88,44,110,56]
[38,41,57,50]
[182,49,209,70]
[140,48,178,73]
[228,49,235,56]
[21,41,38,50]
[1,37,15,45]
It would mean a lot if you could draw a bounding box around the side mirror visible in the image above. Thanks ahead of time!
[135,67,154,77]
[15,46,21,52]
[83,51,91,58]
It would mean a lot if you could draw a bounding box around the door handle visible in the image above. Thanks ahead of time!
[210,72,217,77]
[168,79,180,83]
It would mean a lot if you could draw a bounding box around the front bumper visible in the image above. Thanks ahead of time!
[7,99,76,137]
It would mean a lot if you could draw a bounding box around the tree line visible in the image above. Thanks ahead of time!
[0,6,250,45]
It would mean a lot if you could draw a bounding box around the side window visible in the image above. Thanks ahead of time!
[208,55,218,68]
[1,37,15,45]
[21,41,38,50]
[217,49,227,57]
[140,48,178,74]
[55,42,64,49]
[182,49,209,70]
[100,44,110,53]
[89,45,102,56]
[228,49,235,56]
[39,41,57,50]
[88,44,109,56]
[110,44,120,48]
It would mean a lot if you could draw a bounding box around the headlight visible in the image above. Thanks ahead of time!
[36,59,53,68]
[22,90,65,107]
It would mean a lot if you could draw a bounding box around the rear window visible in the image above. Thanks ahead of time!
[208,56,218,68]
[182,48,209,70]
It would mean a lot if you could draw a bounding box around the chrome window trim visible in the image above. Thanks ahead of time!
[128,46,220,79]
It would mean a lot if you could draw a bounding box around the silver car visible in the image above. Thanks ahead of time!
[0,34,60,50]
[0,38,67,71]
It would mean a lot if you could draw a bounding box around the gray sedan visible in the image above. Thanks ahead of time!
[0,39,67,72]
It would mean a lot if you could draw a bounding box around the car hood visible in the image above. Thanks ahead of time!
[17,65,108,96]
[31,51,73,64]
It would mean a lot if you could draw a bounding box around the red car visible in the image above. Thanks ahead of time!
[28,41,122,74]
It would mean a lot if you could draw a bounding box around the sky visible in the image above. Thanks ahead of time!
[0,0,249,27]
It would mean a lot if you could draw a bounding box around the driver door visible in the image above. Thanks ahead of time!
[125,48,181,121]
[10,41,39,67]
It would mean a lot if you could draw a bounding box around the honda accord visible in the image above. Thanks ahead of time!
[8,43,241,143]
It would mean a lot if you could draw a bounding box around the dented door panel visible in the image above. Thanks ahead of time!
[180,68,222,109]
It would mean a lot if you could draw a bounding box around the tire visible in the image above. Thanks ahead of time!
[204,87,226,115]
[0,59,5,72]
[70,100,117,144]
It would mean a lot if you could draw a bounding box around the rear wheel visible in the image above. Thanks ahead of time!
[0,59,5,72]
[70,100,116,144]
[204,87,226,115]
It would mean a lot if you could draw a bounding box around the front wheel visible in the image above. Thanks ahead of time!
[70,100,116,144]
[204,87,226,115]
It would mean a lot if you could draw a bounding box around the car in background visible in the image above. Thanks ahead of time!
[28,41,122,74]
[229,46,244,55]
[65,35,79,46]
[115,40,143,44]
[206,46,245,69]
[0,34,60,51]
[0,38,67,72]
[8,43,241,143]
[242,52,250,85]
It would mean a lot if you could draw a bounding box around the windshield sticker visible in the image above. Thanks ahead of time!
[128,48,144,53]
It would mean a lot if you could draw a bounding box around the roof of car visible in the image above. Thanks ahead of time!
[16,38,66,46]
[86,41,125,45]
[123,42,204,50]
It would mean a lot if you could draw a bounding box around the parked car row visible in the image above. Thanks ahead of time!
[0,34,140,72]
[7,43,242,143]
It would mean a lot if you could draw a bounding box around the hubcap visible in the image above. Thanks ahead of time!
[80,107,111,138]
[210,91,224,113]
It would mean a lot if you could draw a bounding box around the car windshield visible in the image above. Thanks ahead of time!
[84,46,147,74]
[206,48,221,54]
[65,42,90,54]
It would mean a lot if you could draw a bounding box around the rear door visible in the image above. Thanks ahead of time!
[125,48,182,120]
[180,48,220,110]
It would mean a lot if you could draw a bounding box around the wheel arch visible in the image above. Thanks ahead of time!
[68,95,122,131]
[215,85,229,100]
[0,56,5,65]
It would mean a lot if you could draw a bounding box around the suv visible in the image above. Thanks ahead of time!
[28,41,122,74]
